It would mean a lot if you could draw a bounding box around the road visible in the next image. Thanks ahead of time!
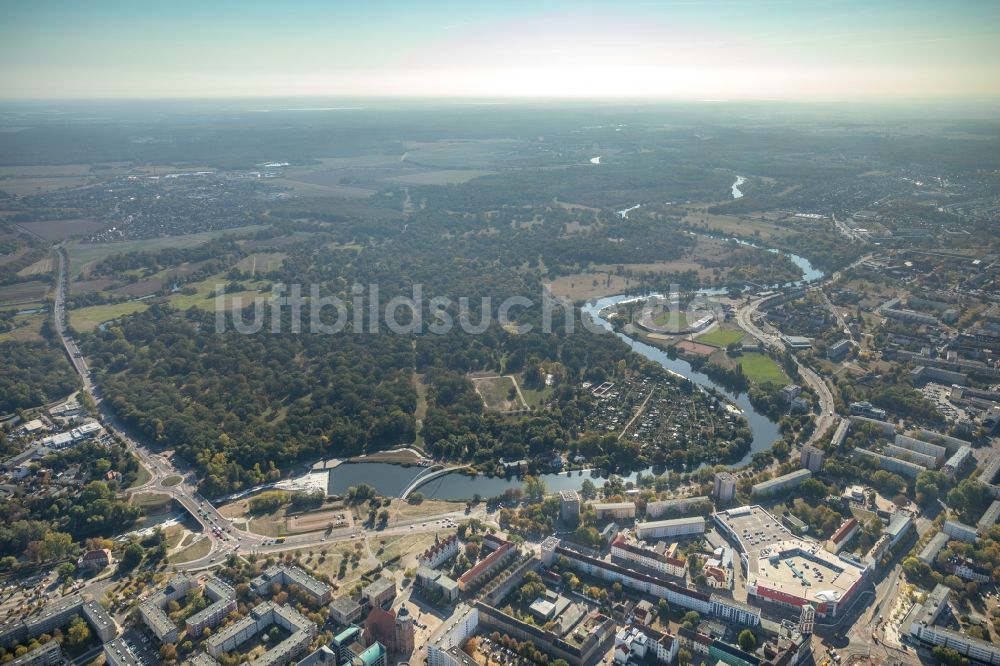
[53,247,481,575]
[735,296,836,444]
[734,253,874,444]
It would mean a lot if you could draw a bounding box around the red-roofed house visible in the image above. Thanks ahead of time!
[80,548,113,572]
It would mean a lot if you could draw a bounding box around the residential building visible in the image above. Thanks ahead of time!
[635,517,705,540]
[751,469,812,497]
[645,496,710,519]
[417,534,460,569]
[330,596,363,626]
[943,520,978,543]
[0,595,117,650]
[799,446,824,473]
[825,518,858,554]
[457,540,515,592]
[713,472,737,502]
[887,514,913,549]
[979,500,1000,532]
[185,576,237,636]
[205,602,316,665]
[854,449,924,478]
[104,638,143,666]
[416,566,460,602]
[905,584,1000,666]
[362,577,396,611]
[427,604,480,666]
[943,445,974,478]
[138,574,197,643]
[918,532,949,565]
[591,502,636,520]
[252,564,333,605]
[945,557,991,584]
[79,548,113,572]
[559,490,581,523]
[9,640,62,666]
[611,534,686,577]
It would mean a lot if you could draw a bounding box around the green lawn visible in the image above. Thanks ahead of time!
[69,301,149,332]
[738,352,789,385]
[695,328,745,347]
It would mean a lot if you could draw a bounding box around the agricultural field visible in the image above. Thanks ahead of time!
[15,254,53,277]
[68,301,150,332]
[0,280,49,307]
[384,169,493,185]
[16,218,105,241]
[65,224,268,278]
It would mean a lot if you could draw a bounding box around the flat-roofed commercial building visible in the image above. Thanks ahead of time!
[713,506,867,618]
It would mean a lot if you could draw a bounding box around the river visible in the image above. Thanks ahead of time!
[318,240,824,501]
[732,176,746,198]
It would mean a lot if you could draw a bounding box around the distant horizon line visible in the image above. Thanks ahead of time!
[1,94,999,108]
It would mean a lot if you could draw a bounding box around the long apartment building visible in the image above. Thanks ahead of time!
[645,496,710,519]
[635,516,705,540]
[204,602,316,665]
[185,576,237,636]
[541,538,759,627]
[592,502,636,520]
[1,594,117,649]
[139,574,198,643]
[458,539,515,592]
[611,534,686,578]
[906,584,1000,665]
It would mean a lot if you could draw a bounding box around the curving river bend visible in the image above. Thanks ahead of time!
[320,242,825,500]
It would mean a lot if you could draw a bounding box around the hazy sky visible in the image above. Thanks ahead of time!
[2,0,998,101]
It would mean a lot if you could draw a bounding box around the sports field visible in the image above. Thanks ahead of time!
[738,353,789,385]
[696,328,745,347]
[651,310,689,329]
